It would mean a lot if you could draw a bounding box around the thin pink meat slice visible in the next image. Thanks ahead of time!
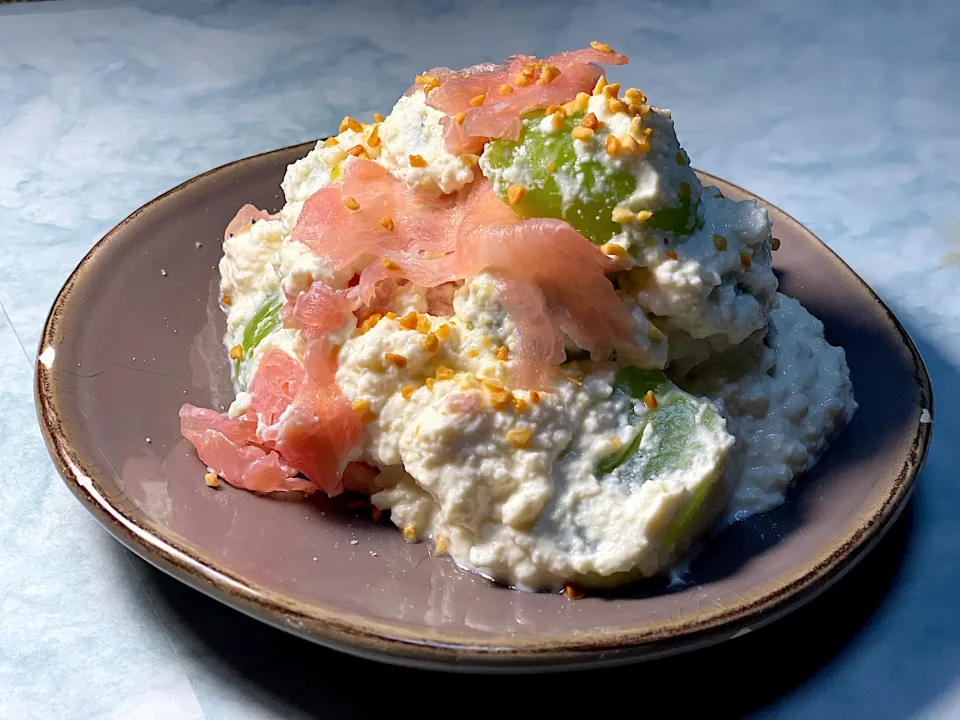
[259,340,362,497]
[283,281,360,340]
[245,350,302,427]
[224,204,279,242]
[178,404,313,493]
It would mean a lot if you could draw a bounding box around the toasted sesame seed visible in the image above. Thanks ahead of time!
[772,237,781,251]
[435,365,454,381]
[564,583,584,600]
[469,93,486,107]
[593,75,607,96]
[740,250,752,269]
[506,427,533,448]
[605,134,621,157]
[590,40,613,53]
[666,250,678,260]
[611,207,634,224]
[408,154,427,168]
[380,216,395,231]
[221,295,232,306]
[367,125,381,147]
[507,184,527,206]
[373,112,385,123]
[380,257,400,271]
[461,153,480,167]
[435,536,448,554]
[498,83,514,95]
[343,196,360,211]
[530,390,541,404]
[401,385,415,400]
[571,126,594,142]
[636,210,653,222]
[229,344,243,360]
[402,524,417,542]
[644,390,658,409]
[204,472,219,488]
[600,242,628,259]
[422,333,439,352]
[496,345,510,361]
[324,137,339,147]
[384,352,407,368]
[581,112,600,130]
[454,111,467,124]
[399,311,419,330]
[712,234,728,251]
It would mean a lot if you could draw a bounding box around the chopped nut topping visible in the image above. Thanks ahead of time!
[592,75,607,96]
[416,315,431,334]
[422,333,439,352]
[740,250,752,269]
[514,72,531,87]
[495,345,509,361]
[408,154,427,168]
[220,295,232,306]
[380,257,400,271]
[605,134,621,157]
[666,250,678,260]
[380,216,395,231]
[618,133,641,154]
[549,110,566,130]
[607,97,626,114]
[435,324,451,340]
[229,344,243,360]
[401,385,415,400]
[537,65,561,85]
[581,112,600,130]
[435,365,454,381]
[367,125,381,147]
[461,153,480,167]
[772,237,781,251]
[712,234,727,251]
[602,82,621,98]
[564,583,584,600]
[507,184,527,205]
[467,348,479,358]
[454,111,467,124]
[506,427,533,448]
[498,83,514,95]
[611,207,635,224]
[204,472,220,488]
[644,390,658,409]
[351,398,370,413]
[547,161,557,172]
[600,242,628,259]
[386,311,397,320]
[624,87,646,104]
[324,137,339,147]
[346,143,366,158]
[636,210,653,222]
[340,116,363,133]
[424,377,435,391]
[435,536,448,554]
[530,390,541,404]
[590,40,613,53]
[343,196,360,211]
[358,313,383,334]
[469,93,486,107]
[628,116,643,139]
[571,126,594,142]
[610,436,622,450]
[402,524,417,542]
[373,112,385,123]
[384,352,408,368]
[490,388,514,410]
[513,397,529,412]
[415,74,438,85]
[399,312,420,330]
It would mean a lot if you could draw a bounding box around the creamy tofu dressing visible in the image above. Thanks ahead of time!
[215,79,856,590]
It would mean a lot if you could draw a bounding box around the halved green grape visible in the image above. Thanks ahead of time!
[484,111,699,244]
[233,294,283,381]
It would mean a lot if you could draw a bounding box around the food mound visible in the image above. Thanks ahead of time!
[180,44,856,592]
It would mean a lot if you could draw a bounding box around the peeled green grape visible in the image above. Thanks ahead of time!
[233,294,283,381]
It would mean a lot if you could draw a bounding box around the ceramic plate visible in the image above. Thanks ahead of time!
[35,142,933,672]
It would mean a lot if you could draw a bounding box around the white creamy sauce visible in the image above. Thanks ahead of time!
[214,77,857,591]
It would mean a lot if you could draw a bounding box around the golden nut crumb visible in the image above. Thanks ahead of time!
[351,398,370,413]
[611,207,634,224]
[204,472,220,488]
[346,143,366,158]
[467,348,479,358]
[666,250,679,260]
[435,536,448,554]
[581,112,600,130]
[402,524,417,542]
[220,295,232,306]
[571,126,594,142]
[416,315,432,334]
[592,75,607,96]
[380,257,400,270]
[547,161,557,172]
[498,83,514,95]
[644,390,658,410]
[380,216,395,231]
[386,311,397,320]
[602,82,621,98]
[590,40,613,53]
[605,134,621,157]
[712,234,728,251]
[600,242,628,259]
[607,97,626,114]
[424,377,435,391]
[635,209,653,222]
[408,154,427,168]
[384,352,408,368]
[358,312,383,334]
[435,365,454,381]
[514,72,531,87]
[373,112,385,123]
[619,133,640,154]
[495,345,510,361]
[513,397,529,413]
[530,390,541,404]
[506,427,533,448]
[624,87,646,103]
[435,324,451,340]
[229,344,243,360]
[324,137,339,147]
[342,196,360,211]
[772,237,782,251]
[490,388,514,410]
[399,311,420,330]
[507,184,527,206]
[422,332,439,352]
[549,110,566,130]
[340,116,363,133]
[564,583,584,600]
[367,125,381,147]
[415,74,438,85]
[401,385,415,400]
[454,111,467,124]
[461,153,480,167]
[740,250,752,269]
[469,93,486,107]
[537,65,561,85]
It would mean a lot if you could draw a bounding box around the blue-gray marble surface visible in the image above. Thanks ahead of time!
[1,1,958,717]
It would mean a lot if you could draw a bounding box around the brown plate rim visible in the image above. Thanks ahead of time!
[33,141,934,672]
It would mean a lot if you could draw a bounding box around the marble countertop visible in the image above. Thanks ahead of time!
[1,0,958,717]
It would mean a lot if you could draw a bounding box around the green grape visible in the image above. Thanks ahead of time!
[233,294,284,382]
